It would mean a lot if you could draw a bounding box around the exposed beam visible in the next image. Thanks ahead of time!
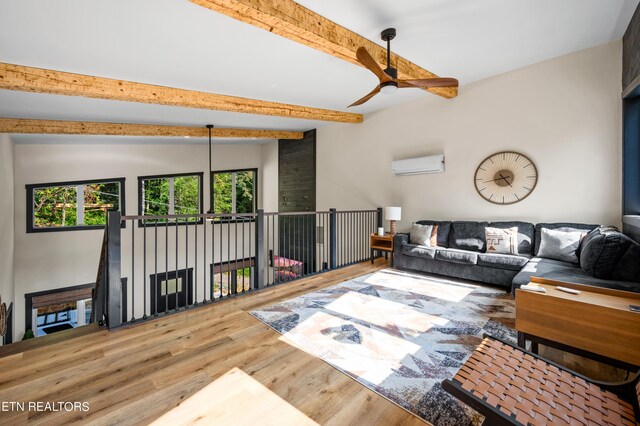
[0,62,362,124]
[0,118,305,139]
[190,0,458,99]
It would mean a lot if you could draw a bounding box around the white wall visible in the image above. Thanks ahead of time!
[0,134,14,344]
[317,41,623,231]
[12,141,269,339]
[261,141,279,212]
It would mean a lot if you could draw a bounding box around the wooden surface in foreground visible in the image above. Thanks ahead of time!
[0,259,426,425]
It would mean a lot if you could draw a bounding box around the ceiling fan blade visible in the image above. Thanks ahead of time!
[398,78,459,88]
[348,86,381,107]
[356,47,392,83]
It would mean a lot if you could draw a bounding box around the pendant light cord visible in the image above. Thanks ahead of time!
[386,38,391,69]
[206,124,214,214]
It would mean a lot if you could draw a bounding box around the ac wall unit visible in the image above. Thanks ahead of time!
[392,154,445,176]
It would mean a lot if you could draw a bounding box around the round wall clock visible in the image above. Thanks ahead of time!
[474,151,538,205]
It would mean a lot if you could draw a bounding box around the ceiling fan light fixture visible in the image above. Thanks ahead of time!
[380,81,398,94]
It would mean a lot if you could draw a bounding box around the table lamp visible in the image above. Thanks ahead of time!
[385,206,401,235]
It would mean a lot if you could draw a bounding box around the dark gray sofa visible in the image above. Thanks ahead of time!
[393,220,640,293]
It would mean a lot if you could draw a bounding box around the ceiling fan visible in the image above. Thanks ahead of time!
[349,28,458,107]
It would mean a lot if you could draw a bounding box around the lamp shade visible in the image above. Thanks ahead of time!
[384,206,402,221]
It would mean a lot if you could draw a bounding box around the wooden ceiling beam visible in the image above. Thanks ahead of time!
[190,0,458,99]
[0,118,304,139]
[0,62,362,124]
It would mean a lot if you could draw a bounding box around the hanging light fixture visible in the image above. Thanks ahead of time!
[206,124,215,217]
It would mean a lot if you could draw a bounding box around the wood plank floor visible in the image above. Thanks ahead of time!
[0,259,427,425]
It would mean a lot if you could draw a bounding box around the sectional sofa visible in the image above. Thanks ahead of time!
[393,220,640,293]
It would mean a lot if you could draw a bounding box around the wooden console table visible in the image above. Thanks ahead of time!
[370,233,394,266]
[515,277,640,370]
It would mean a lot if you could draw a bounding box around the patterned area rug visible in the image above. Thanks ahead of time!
[250,269,517,426]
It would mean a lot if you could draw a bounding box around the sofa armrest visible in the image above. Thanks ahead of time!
[394,233,409,251]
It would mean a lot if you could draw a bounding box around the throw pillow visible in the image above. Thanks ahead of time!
[430,224,439,247]
[538,228,584,264]
[611,242,640,284]
[485,227,519,255]
[410,223,434,246]
[579,227,631,279]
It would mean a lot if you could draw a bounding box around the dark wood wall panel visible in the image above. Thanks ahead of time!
[278,130,316,272]
[279,130,316,212]
[624,4,640,91]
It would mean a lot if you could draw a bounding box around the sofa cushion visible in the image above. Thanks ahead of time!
[410,223,434,246]
[477,253,530,271]
[538,228,585,264]
[401,243,437,260]
[534,222,599,256]
[489,221,535,255]
[416,220,451,247]
[435,248,478,265]
[611,242,640,283]
[580,227,632,279]
[512,257,640,294]
[449,221,488,252]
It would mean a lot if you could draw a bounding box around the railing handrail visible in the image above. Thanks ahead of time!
[121,212,257,221]
[122,209,379,221]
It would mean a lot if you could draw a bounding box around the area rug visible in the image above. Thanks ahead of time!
[250,269,517,426]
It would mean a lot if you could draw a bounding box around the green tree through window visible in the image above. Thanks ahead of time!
[139,173,202,223]
[28,178,124,232]
[212,169,256,219]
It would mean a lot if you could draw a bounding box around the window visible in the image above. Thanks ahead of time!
[149,268,194,313]
[138,172,203,223]
[26,178,125,233]
[210,259,254,297]
[212,169,257,219]
[25,280,127,336]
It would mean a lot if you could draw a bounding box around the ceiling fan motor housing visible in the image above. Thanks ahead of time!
[384,67,398,79]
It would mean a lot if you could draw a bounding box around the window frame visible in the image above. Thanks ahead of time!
[26,177,126,233]
[210,168,258,223]
[137,172,204,226]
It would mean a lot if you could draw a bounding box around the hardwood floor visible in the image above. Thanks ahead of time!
[0,259,426,425]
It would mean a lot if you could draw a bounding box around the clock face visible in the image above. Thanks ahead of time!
[474,151,538,205]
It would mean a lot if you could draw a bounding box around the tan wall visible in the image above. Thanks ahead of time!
[0,134,14,344]
[317,41,623,232]
[12,142,266,339]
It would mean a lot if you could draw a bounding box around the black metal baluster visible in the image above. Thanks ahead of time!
[175,217,179,312]
[248,214,252,288]
[297,215,300,278]
[194,217,198,306]
[242,216,246,292]
[131,220,135,322]
[272,215,275,284]
[351,212,354,264]
[185,218,189,309]
[217,217,221,300]
[227,215,231,297]
[165,221,169,315]
[263,215,267,288]
[211,215,222,302]
[154,221,158,316]
[143,219,147,320]
[203,214,207,303]
[359,212,363,261]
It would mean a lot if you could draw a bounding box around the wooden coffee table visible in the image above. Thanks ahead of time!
[515,277,640,370]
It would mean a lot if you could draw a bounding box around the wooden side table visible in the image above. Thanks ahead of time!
[515,277,640,370]
[370,233,394,266]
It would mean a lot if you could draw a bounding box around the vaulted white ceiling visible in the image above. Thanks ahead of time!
[0,0,637,144]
